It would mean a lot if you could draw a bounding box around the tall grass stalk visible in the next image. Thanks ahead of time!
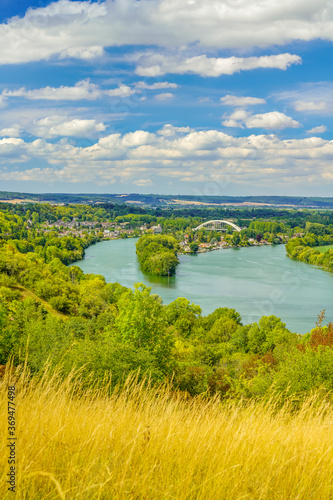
[1,365,333,499]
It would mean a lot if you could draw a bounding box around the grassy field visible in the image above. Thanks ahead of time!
[2,366,333,499]
[316,245,333,253]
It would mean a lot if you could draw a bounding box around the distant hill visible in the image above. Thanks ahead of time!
[1,191,333,208]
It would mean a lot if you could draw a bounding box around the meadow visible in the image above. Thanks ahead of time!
[316,244,333,253]
[1,365,333,500]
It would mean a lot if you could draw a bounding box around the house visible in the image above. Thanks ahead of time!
[151,224,162,234]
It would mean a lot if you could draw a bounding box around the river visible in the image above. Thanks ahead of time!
[70,238,333,334]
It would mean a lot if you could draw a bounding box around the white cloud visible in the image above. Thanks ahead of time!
[198,97,212,103]
[49,119,106,138]
[2,80,101,101]
[135,81,178,90]
[223,111,300,130]
[59,45,104,60]
[105,85,136,97]
[0,126,333,189]
[222,109,250,128]
[0,0,107,64]
[0,95,7,108]
[0,0,333,64]
[0,137,25,149]
[0,127,21,137]
[30,116,106,138]
[294,101,328,112]
[2,79,135,101]
[245,112,300,129]
[133,178,153,186]
[122,131,154,147]
[154,93,174,101]
[222,119,242,128]
[135,53,301,77]
[157,125,193,137]
[307,126,328,134]
[220,95,266,107]
[0,138,26,160]
[276,83,333,114]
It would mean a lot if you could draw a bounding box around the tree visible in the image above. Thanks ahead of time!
[146,251,179,276]
[115,284,173,372]
[232,232,241,245]
[165,297,201,337]
[189,242,199,253]
[247,316,297,354]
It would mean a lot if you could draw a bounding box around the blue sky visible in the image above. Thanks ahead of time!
[0,0,332,196]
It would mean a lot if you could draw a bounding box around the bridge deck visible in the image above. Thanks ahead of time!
[192,219,241,232]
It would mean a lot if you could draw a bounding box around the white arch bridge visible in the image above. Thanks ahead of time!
[192,220,241,232]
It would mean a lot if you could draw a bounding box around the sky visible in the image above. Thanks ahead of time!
[0,0,332,196]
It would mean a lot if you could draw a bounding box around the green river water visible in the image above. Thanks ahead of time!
[71,238,333,334]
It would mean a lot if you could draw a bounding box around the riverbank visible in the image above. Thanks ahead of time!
[190,240,274,254]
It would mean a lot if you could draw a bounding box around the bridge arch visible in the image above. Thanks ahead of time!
[192,220,241,232]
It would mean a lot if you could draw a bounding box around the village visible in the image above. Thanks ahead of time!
[41,218,137,239]
[178,234,288,254]
[38,217,298,254]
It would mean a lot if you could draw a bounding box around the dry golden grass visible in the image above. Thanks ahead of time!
[1,365,333,499]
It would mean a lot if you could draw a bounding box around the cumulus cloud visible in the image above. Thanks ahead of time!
[0,138,27,160]
[105,85,136,97]
[135,81,178,90]
[0,0,333,64]
[0,126,332,189]
[222,109,250,128]
[220,95,266,107]
[2,79,135,101]
[121,130,154,147]
[135,53,301,77]
[30,116,106,138]
[245,112,300,129]
[307,126,328,134]
[154,93,174,101]
[157,125,193,136]
[222,119,242,128]
[0,127,21,137]
[222,111,300,130]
